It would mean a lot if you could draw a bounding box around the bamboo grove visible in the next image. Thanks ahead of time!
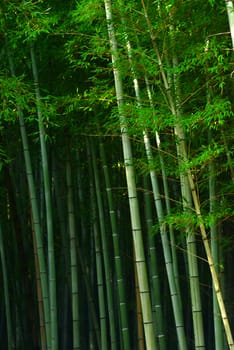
[0,0,234,349]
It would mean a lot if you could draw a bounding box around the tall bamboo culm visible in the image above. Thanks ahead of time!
[30,43,58,350]
[99,140,131,350]
[103,1,157,348]
[6,40,51,350]
[66,147,80,350]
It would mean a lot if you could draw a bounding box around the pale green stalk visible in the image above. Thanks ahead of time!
[141,3,206,348]
[125,33,184,350]
[170,20,205,350]
[103,1,157,348]
[225,0,234,48]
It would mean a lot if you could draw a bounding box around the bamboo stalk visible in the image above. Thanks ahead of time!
[66,150,80,350]
[0,223,14,350]
[6,40,51,349]
[99,139,131,350]
[30,43,58,350]
[103,1,157,348]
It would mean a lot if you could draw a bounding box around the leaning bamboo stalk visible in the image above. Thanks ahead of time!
[205,61,224,349]
[141,1,234,347]
[187,170,234,350]
[209,154,224,350]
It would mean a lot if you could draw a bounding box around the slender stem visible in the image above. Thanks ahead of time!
[6,39,51,349]
[30,43,58,350]
[99,140,131,350]
[0,223,14,350]
[91,138,117,350]
[103,1,157,348]
[66,150,80,350]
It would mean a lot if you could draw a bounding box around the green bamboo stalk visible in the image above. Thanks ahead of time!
[52,159,70,350]
[145,75,181,297]
[6,41,51,349]
[104,2,157,348]
[77,248,101,349]
[30,43,58,350]
[187,168,234,350]
[90,138,117,350]
[134,255,146,350]
[92,210,108,350]
[125,39,167,348]
[145,135,187,350]
[141,4,206,348]
[99,139,131,350]
[66,152,80,350]
[225,0,234,48]
[31,218,47,350]
[4,163,40,349]
[0,223,14,349]
[75,151,101,349]
[143,176,166,350]
[209,155,224,350]
[204,64,224,349]
[126,32,185,348]
[87,140,108,349]
[170,32,205,349]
